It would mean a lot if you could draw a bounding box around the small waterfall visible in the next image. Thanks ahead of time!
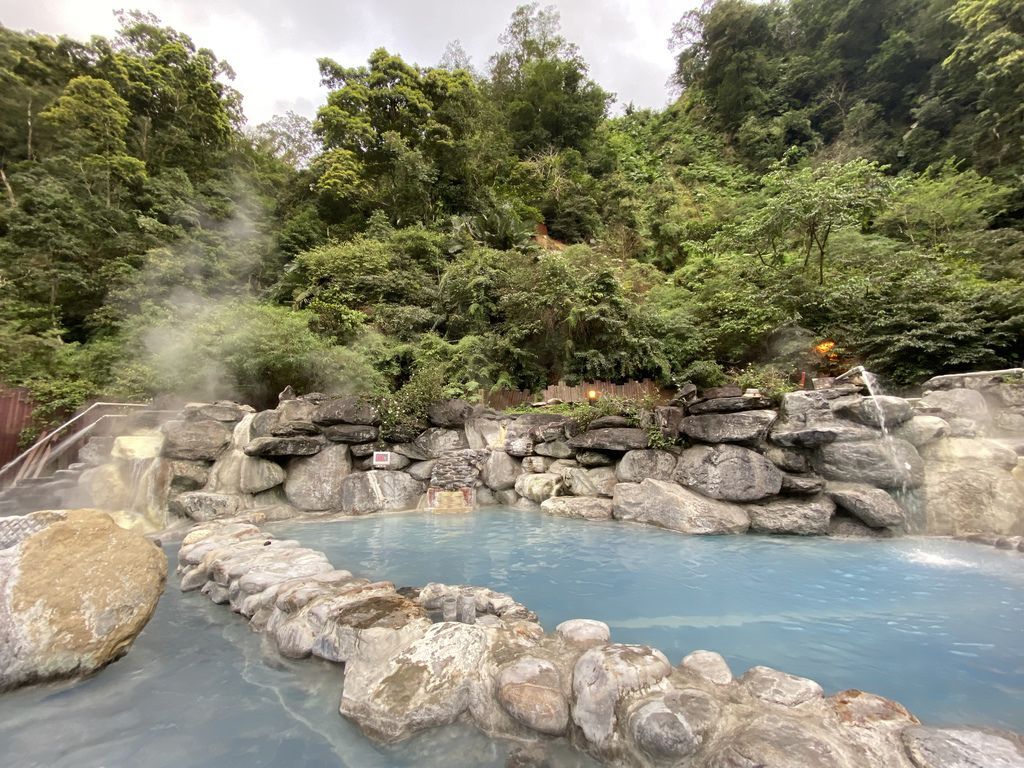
[107,432,172,531]
[837,366,924,531]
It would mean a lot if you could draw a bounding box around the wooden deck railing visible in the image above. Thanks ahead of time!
[0,403,150,491]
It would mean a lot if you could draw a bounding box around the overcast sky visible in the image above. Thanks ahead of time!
[2,1,691,126]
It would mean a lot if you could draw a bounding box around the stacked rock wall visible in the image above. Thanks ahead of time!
[75,371,1024,537]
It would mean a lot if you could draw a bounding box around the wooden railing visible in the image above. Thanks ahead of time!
[0,403,150,491]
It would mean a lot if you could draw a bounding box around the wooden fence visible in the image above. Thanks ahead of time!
[480,379,672,410]
[0,388,33,468]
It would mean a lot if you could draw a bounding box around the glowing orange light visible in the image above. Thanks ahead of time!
[814,340,836,357]
[586,389,599,402]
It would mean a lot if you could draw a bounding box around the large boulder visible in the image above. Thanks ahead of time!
[568,428,650,452]
[311,397,380,426]
[746,495,835,535]
[0,510,166,691]
[919,389,990,423]
[673,444,783,501]
[770,391,877,447]
[564,466,617,497]
[901,726,1024,768]
[825,482,905,528]
[481,451,522,491]
[285,444,351,511]
[616,449,678,483]
[496,655,569,735]
[339,621,490,742]
[321,424,378,443]
[169,492,242,521]
[339,471,425,515]
[687,394,773,414]
[160,419,231,461]
[505,414,576,456]
[540,496,613,520]
[571,643,672,752]
[627,687,721,761]
[411,428,469,459]
[831,395,914,428]
[895,416,951,448]
[916,466,1024,536]
[818,438,924,489]
[514,472,563,503]
[612,479,750,534]
[680,410,778,444]
[243,435,326,458]
[427,399,473,428]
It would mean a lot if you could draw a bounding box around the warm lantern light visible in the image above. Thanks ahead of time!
[813,339,837,357]
[586,389,600,404]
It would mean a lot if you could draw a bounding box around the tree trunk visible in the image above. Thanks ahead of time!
[0,166,15,207]
[26,98,33,160]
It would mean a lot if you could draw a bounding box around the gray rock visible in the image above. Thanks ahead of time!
[902,726,1024,768]
[680,410,778,443]
[564,466,617,497]
[161,419,232,461]
[832,395,914,427]
[589,415,634,429]
[741,665,824,706]
[556,619,610,647]
[568,428,650,452]
[322,424,378,443]
[284,444,351,511]
[496,656,569,735]
[612,479,750,534]
[349,442,375,458]
[521,456,554,473]
[654,406,684,438]
[571,643,672,751]
[339,621,488,743]
[411,428,469,459]
[339,471,425,515]
[429,449,487,490]
[169,492,242,521]
[680,650,733,685]
[548,458,580,475]
[464,416,510,450]
[674,444,783,501]
[704,713,848,767]
[243,435,326,458]
[746,495,835,535]
[182,401,254,423]
[895,415,950,447]
[994,411,1024,434]
[920,437,1019,470]
[762,444,812,473]
[426,399,473,428]
[825,482,905,528]
[475,486,497,506]
[238,456,287,494]
[916,465,1024,536]
[780,473,825,495]
[505,414,576,456]
[920,389,990,423]
[628,688,720,760]
[533,439,573,458]
[406,460,436,482]
[166,460,210,493]
[514,472,563,503]
[312,397,380,426]
[540,496,613,520]
[616,449,678,483]
[818,438,924,489]
[829,516,896,538]
[948,418,981,437]
[576,450,616,467]
[687,395,773,414]
[770,391,878,447]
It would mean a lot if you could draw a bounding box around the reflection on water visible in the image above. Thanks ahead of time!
[1,508,1021,767]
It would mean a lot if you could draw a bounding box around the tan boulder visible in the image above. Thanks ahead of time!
[0,509,166,690]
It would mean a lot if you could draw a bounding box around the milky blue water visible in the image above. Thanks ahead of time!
[274,508,1024,731]
[1,508,1021,768]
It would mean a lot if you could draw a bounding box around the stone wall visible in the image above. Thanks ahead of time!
[76,370,1024,537]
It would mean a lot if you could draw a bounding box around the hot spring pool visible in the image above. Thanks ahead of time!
[2,507,1022,767]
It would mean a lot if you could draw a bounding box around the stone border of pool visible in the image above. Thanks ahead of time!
[178,517,1024,768]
